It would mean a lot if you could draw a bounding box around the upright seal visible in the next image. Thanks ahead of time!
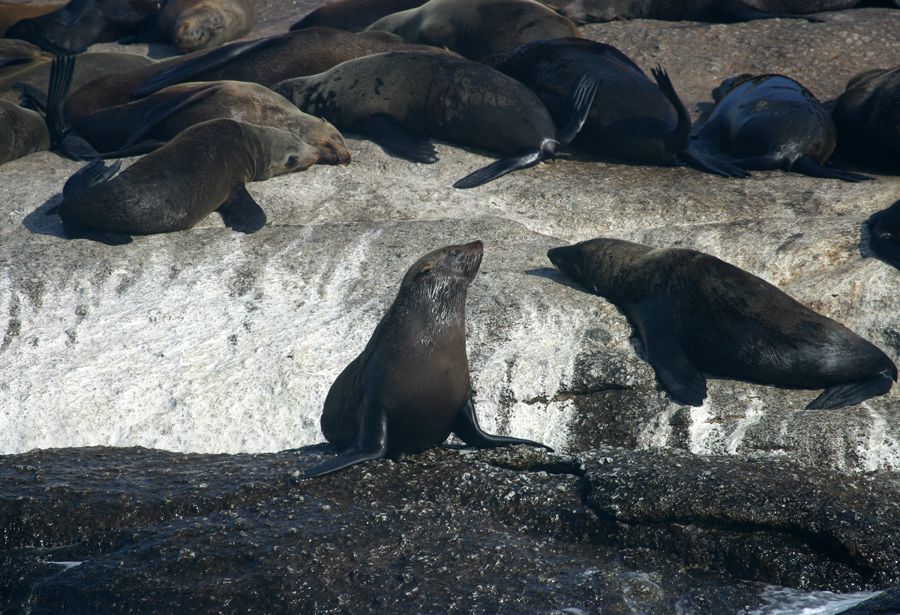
[306,241,550,478]
[548,238,897,409]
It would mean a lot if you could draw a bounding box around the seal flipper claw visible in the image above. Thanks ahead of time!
[304,401,388,478]
[629,299,708,406]
[217,185,267,233]
[556,74,599,145]
[791,155,873,182]
[806,369,896,410]
[452,397,553,450]
[359,114,438,163]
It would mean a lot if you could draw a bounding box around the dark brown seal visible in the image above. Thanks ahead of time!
[548,238,897,409]
[690,73,871,182]
[306,240,550,478]
[833,66,900,172]
[57,118,320,243]
[0,100,50,164]
[290,0,426,32]
[365,0,580,64]
[63,27,429,121]
[0,0,67,36]
[157,0,254,52]
[274,50,597,188]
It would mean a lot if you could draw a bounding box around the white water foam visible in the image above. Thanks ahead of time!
[745,586,880,615]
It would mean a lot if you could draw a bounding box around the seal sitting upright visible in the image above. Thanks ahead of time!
[548,238,897,409]
[305,241,550,478]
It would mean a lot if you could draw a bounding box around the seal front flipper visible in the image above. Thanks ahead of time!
[217,185,267,234]
[867,200,900,270]
[131,36,283,98]
[304,401,388,478]
[452,397,552,450]
[806,369,896,410]
[790,155,873,182]
[359,114,438,163]
[629,298,708,406]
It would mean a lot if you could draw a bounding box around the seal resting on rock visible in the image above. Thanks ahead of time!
[691,73,871,182]
[156,0,255,52]
[56,118,321,244]
[290,0,426,32]
[547,238,897,409]
[832,66,900,172]
[0,100,50,164]
[867,200,900,271]
[305,240,550,478]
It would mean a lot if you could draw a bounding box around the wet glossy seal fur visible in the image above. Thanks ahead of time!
[547,238,897,409]
[832,66,900,172]
[156,0,254,52]
[538,0,855,23]
[305,240,551,478]
[274,50,598,188]
[57,118,320,244]
[290,0,426,32]
[867,200,900,271]
[365,0,580,64]
[691,73,871,181]
[497,38,747,177]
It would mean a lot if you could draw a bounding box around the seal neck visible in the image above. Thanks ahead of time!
[551,238,653,302]
[389,274,470,347]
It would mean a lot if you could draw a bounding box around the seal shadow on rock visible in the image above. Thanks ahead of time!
[547,238,898,409]
[274,50,599,188]
[305,241,551,478]
[690,73,872,182]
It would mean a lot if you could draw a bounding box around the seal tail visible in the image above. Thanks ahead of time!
[649,64,690,155]
[806,368,896,410]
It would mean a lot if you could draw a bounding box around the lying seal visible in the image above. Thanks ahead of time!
[6,0,161,51]
[274,50,598,188]
[867,200,900,271]
[0,100,50,164]
[832,66,900,172]
[156,0,254,52]
[547,238,897,409]
[365,0,580,64]
[497,38,747,177]
[538,0,855,23]
[0,39,49,77]
[290,0,426,31]
[63,27,430,120]
[306,240,550,478]
[690,73,871,181]
[57,118,320,243]
[0,0,67,36]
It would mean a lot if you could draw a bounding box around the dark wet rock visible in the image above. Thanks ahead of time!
[838,587,900,614]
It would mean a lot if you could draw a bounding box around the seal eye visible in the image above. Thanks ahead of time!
[449,249,460,258]
[286,155,300,168]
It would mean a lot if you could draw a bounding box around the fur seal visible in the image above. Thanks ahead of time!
[0,100,50,164]
[6,0,161,51]
[274,50,597,188]
[305,240,551,478]
[537,0,855,23]
[156,0,254,52]
[867,200,900,271]
[690,73,871,181]
[0,0,67,36]
[497,38,747,177]
[365,0,580,64]
[832,66,900,172]
[547,238,897,409]
[57,118,321,243]
[290,0,426,32]
[63,27,430,120]
[0,39,49,78]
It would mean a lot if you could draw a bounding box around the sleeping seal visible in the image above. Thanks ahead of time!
[548,238,897,409]
[691,73,871,181]
[290,0,426,32]
[0,100,50,164]
[156,0,255,52]
[832,66,900,172]
[305,240,550,478]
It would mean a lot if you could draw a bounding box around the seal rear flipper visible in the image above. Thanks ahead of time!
[629,299,708,406]
[714,0,821,22]
[131,36,283,98]
[452,398,553,451]
[650,65,691,154]
[217,185,267,234]
[556,73,599,145]
[45,52,77,147]
[806,369,896,410]
[680,146,751,179]
[62,158,121,198]
[791,155,873,182]
[115,84,223,153]
[359,114,438,163]
[453,149,545,189]
[59,134,101,160]
[304,401,388,479]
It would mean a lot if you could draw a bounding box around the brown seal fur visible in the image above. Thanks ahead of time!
[69,80,351,163]
[63,27,432,121]
[547,238,897,409]
[0,100,50,164]
[306,240,550,478]
[158,0,254,52]
[290,0,426,32]
[365,0,580,63]
[833,66,900,172]
[58,118,320,242]
[0,39,49,80]
[0,0,67,35]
